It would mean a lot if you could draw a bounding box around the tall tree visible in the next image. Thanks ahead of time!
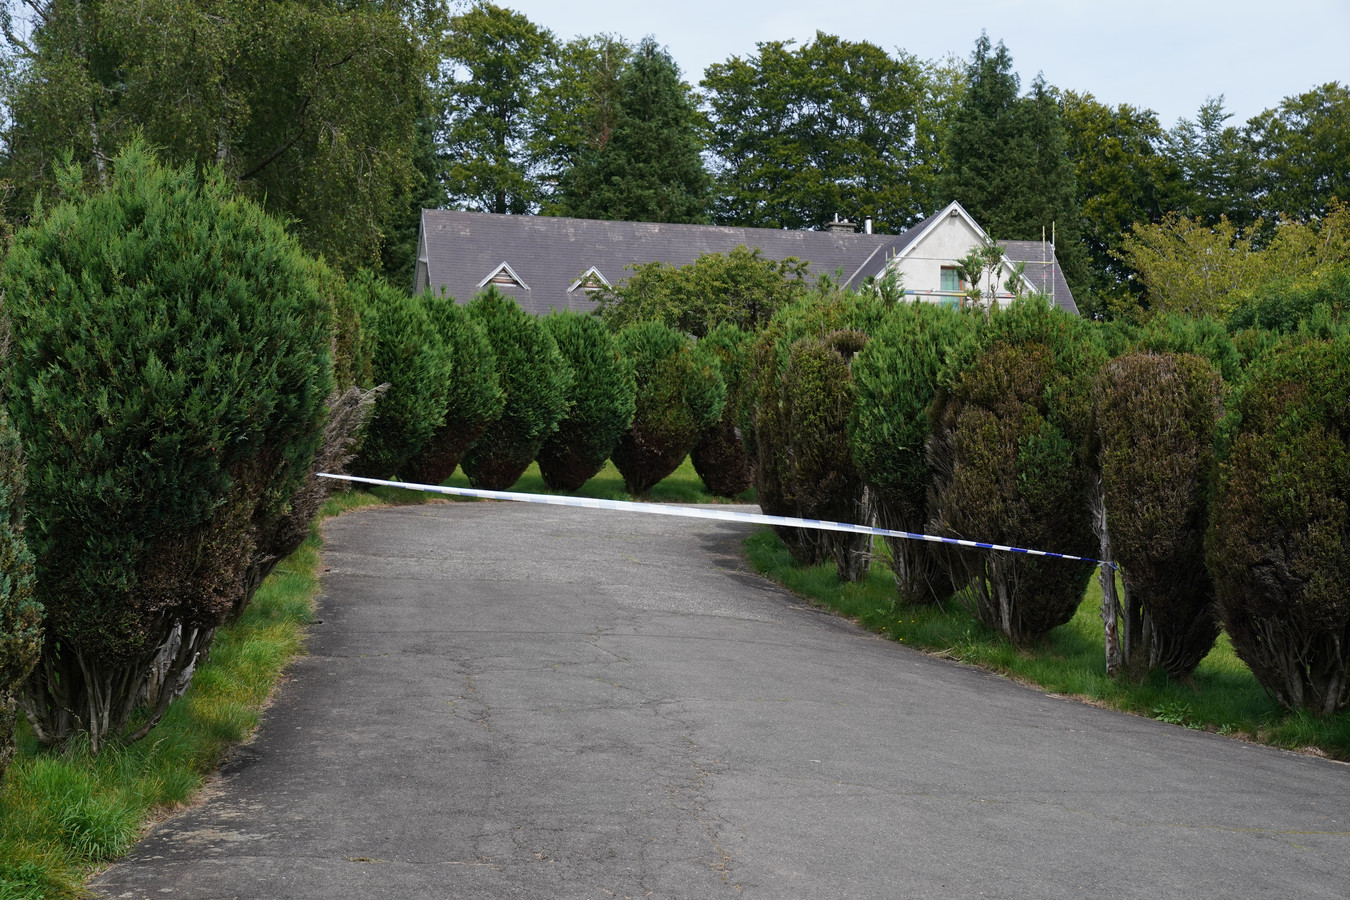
[702,33,927,232]
[550,37,709,223]
[1057,90,1188,308]
[438,1,554,214]
[1247,82,1350,223]
[940,35,1086,295]
[1,0,432,272]
[1164,97,1260,229]
[530,33,632,206]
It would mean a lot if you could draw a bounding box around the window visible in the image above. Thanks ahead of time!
[940,266,961,294]
[477,262,529,291]
[567,266,611,293]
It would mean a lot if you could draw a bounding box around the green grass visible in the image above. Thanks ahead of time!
[437,457,756,505]
[0,490,388,899]
[744,529,1350,760]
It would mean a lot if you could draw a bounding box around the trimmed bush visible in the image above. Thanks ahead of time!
[929,296,1103,644]
[348,272,453,480]
[612,321,725,495]
[242,260,381,607]
[784,330,870,581]
[1094,352,1223,679]
[1207,336,1350,714]
[537,311,635,492]
[2,143,333,751]
[0,405,39,783]
[462,289,573,490]
[691,324,754,498]
[850,302,976,603]
[748,288,888,567]
[405,293,504,485]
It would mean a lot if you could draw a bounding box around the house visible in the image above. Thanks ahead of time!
[413,201,1078,316]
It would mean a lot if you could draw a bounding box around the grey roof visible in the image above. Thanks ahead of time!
[416,211,907,316]
[1002,241,1078,315]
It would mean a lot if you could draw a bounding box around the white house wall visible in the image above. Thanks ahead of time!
[883,209,1023,305]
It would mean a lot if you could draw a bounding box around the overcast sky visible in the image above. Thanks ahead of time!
[499,0,1347,128]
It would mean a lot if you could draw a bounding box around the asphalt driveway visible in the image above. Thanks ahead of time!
[94,500,1349,899]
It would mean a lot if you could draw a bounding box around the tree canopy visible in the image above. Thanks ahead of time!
[550,37,709,223]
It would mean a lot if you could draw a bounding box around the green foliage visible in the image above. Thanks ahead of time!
[929,296,1103,643]
[404,292,504,485]
[1,0,431,272]
[596,245,810,338]
[749,287,889,567]
[783,330,871,581]
[348,274,454,480]
[1207,336,1350,714]
[1115,204,1350,320]
[1056,90,1188,311]
[850,301,977,602]
[691,324,754,497]
[552,37,710,223]
[939,36,1087,295]
[1247,82,1350,223]
[439,2,555,214]
[537,311,635,492]
[702,33,931,231]
[461,288,573,490]
[2,143,332,751]
[1228,263,1350,337]
[0,487,343,898]
[530,34,632,203]
[612,321,725,496]
[1163,97,1260,231]
[1134,313,1243,383]
[1095,352,1224,678]
[0,406,39,785]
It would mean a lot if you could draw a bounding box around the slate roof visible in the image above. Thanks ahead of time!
[1001,241,1078,315]
[416,211,908,316]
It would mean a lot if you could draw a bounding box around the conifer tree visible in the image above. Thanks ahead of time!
[552,38,710,223]
[940,35,1087,294]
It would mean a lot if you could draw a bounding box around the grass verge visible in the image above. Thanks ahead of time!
[744,529,1350,761]
[438,457,755,505]
[0,489,386,900]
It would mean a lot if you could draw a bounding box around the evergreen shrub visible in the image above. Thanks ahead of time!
[748,287,887,567]
[691,324,753,497]
[0,406,39,783]
[929,296,1103,644]
[784,330,870,581]
[537,311,634,491]
[405,292,504,485]
[348,272,453,479]
[850,302,976,602]
[2,143,333,751]
[1095,352,1223,678]
[462,288,572,490]
[1207,336,1350,714]
[612,321,724,495]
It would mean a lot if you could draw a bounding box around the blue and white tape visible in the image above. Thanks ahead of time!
[318,473,1112,569]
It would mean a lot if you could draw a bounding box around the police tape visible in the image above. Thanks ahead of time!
[317,473,1114,569]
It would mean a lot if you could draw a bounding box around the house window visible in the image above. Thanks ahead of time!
[568,266,611,293]
[940,267,961,294]
[940,266,962,308]
[476,262,529,291]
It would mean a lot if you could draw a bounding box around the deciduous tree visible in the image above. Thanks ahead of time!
[702,33,928,232]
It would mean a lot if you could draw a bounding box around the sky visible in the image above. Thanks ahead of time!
[498,0,1348,128]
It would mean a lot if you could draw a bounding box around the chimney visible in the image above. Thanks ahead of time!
[864,217,873,234]
[824,215,856,234]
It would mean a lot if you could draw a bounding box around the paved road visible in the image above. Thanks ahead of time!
[95,500,1349,899]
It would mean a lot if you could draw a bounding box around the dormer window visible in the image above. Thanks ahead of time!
[477,262,529,291]
[568,266,611,293]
